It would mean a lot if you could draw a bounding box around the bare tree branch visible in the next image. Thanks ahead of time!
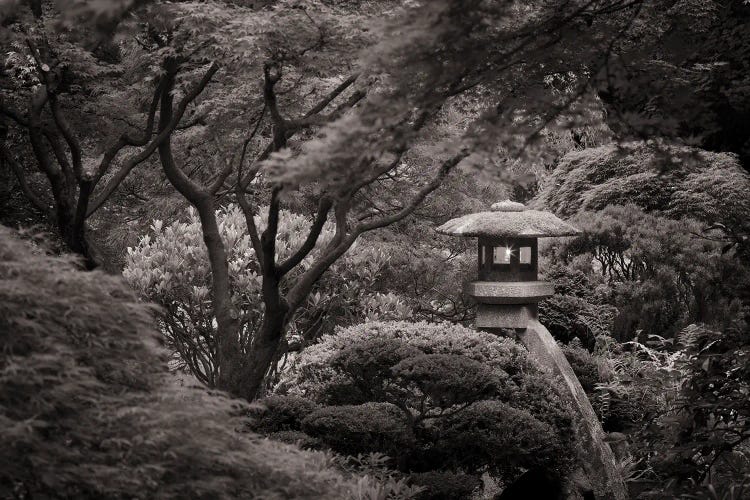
[277,196,333,276]
[0,144,50,215]
[355,148,469,233]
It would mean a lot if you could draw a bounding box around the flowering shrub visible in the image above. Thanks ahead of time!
[123,205,412,386]
[257,321,577,496]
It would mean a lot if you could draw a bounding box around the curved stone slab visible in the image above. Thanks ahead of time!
[519,320,628,500]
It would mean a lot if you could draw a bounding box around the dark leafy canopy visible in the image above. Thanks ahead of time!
[536,142,750,226]
[534,140,750,342]
[254,321,577,496]
[596,0,750,169]
[0,227,374,499]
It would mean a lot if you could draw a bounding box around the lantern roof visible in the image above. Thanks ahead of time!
[436,200,580,238]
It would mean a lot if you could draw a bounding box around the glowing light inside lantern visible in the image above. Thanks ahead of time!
[492,245,513,264]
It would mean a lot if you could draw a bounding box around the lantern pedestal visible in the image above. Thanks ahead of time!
[467,280,554,329]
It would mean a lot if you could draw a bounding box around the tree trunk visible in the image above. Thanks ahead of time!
[56,201,99,269]
[193,199,244,393]
[239,305,288,401]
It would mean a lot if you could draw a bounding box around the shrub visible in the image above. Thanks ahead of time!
[272,321,577,493]
[439,401,569,475]
[248,395,319,433]
[279,320,533,400]
[408,471,481,500]
[0,227,383,499]
[562,345,602,393]
[301,403,414,457]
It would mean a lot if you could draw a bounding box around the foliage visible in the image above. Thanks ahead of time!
[640,319,750,496]
[539,262,619,347]
[542,204,746,341]
[407,471,481,500]
[261,321,576,494]
[562,344,602,393]
[536,141,750,259]
[301,403,413,458]
[536,142,749,220]
[594,1,750,169]
[0,226,395,499]
[124,205,411,387]
[248,394,319,434]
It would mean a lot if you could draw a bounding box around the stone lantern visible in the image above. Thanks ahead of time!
[437,199,579,330]
[436,200,627,500]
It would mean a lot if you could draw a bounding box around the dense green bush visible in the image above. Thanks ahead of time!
[258,321,577,496]
[301,403,414,457]
[541,204,746,341]
[248,394,319,434]
[539,263,618,347]
[0,227,392,499]
[562,345,602,393]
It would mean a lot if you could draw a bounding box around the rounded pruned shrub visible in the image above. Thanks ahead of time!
[248,394,320,433]
[269,320,577,494]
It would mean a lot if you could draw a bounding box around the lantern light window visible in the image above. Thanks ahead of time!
[493,246,512,265]
[519,246,532,265]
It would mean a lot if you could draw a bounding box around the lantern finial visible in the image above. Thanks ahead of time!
[490,200,525,212]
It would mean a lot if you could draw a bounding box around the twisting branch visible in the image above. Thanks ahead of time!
[355,148,469,233]
[238,73,362,191]
[156,61,220,203]
[47,94,83,179]
[263,62,287,136]
[277,196,333,276]
[236,187,265,263]
[260,186,282,275]
[0,144,50,215]
[87,63,219,215]
[94,77,165,182]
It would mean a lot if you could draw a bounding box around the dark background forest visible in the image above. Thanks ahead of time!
[1,0,749,499]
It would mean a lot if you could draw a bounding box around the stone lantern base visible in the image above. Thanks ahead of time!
[466,280,554,329]
[475,304,537,329]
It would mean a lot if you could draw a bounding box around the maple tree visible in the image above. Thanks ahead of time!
[1,0,671,401]
[139,0,645,401]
